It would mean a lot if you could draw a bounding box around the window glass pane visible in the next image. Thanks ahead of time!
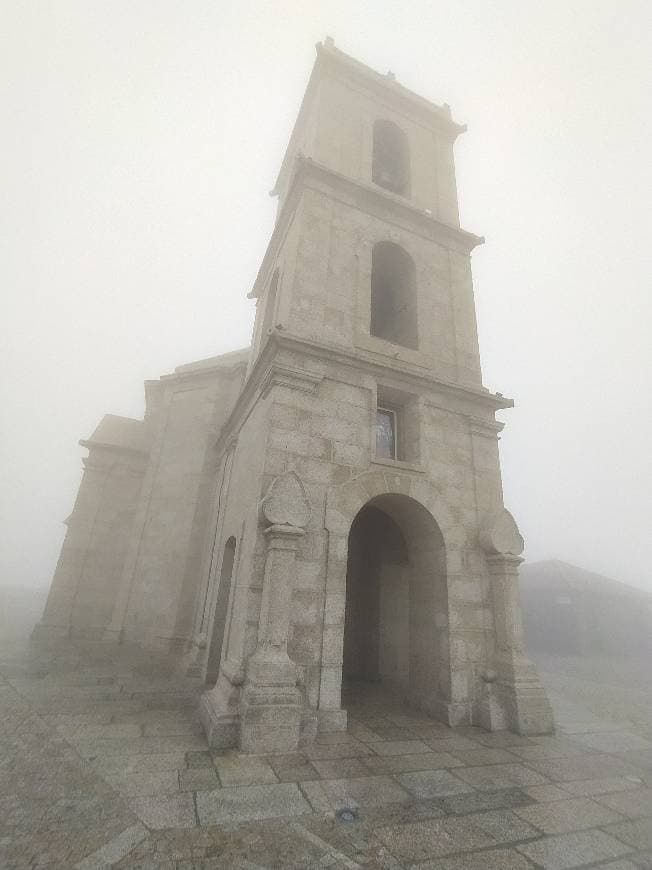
[376,408,396,459]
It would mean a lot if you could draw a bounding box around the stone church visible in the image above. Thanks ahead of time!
[35,39,554,752]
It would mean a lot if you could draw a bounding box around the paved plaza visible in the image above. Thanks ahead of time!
[1,637,651,869]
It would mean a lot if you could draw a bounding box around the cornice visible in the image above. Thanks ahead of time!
[251,156,483,299]
[79,439,150,458]
[272,39,465,198]
[214,331,512,455]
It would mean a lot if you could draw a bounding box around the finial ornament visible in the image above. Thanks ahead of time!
[260,470,311,529]
[480,508,524,556]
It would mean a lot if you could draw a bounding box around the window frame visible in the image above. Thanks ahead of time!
[376,405,399,461]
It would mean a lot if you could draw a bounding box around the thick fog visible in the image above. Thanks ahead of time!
[2,0,650,595]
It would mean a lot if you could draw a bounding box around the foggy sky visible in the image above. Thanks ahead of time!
[2,1,651,594]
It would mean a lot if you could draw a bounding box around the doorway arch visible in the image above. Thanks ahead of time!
[342,493,448,714]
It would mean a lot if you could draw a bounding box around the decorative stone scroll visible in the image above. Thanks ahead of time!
[479,508,524,556]
[260,470,311,529]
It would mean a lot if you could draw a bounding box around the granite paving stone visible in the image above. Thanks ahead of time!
[437,787,533,816]
[514,795,625,833]
[560,776,645,796]
[410,846,536,869]
[213,753,278,786]
[396,768,476,799]
[195,782,312,824]
[366,750,464,773]
[303,739,374,760]
[129,793,197,829]
[595,788,652,819]
[450,748,519,766]
[573,732,652,753]
[603,819,652,851]
[267,752,319,782]
[312,774,411,809]
[369,738,431,756]
[375,815,496,862]
[178,766,221,792]
[310,756,373,778]
[468,808,542,842]
[104,769,181,796]
[524,752,640,782]
[453,761,549,790]
[524,784,575,802]
[516,828,634,869]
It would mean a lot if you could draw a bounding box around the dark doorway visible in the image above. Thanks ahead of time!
[343,494,448,714]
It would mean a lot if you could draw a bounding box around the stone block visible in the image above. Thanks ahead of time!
[196,782,311,824]
[516,829,633,869]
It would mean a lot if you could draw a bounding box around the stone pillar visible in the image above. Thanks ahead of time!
[478,510,554,735]
[200,470,311,753]
[239,471,311,753]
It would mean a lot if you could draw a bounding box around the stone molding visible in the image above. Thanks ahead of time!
[259,362,323,399]
[468,417,505,439]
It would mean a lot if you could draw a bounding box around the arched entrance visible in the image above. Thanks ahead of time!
[342,493,448,715]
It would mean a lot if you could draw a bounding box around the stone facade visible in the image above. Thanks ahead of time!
[34,39,553,750]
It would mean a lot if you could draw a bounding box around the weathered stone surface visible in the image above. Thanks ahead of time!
[33,38,553,756]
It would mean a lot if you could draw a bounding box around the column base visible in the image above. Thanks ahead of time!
[240,683,302,754]
[199,693,239,749]
[492,654,555,735]
[316,708,348,733]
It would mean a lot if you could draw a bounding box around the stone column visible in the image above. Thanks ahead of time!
[239,471,311,753]
[478,509,554,735]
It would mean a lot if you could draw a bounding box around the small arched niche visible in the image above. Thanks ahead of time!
[205,536,236,685]
[370,241,418,350]
[372,119,410,197]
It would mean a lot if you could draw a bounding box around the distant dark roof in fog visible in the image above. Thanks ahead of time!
[521,559,651,601]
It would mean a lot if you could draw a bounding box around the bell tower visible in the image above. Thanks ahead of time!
[248,37,483,389]
[200,39,553,753]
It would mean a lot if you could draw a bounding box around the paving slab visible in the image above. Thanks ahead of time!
[310,774,411,810]
[453,761,549,790]
[396,768,476,799]
[369,738,432,756]
[129,792,196,828]
[195,782,312,824]
[573,732,652,753]
[595,788,652,819]
[524,783,577,802]
[213,753,278,786]
[450,748,519,766]
[375,815,496,862]
[514,795,624,833]
[365,750,464,773]
[561,776,646,796]
[104,769,181,796]
[410,846,536,869]
[525,753,640,783]
[178,766,221,792]
[516,828,633,869]
[437,787,533,816]
[603,818,652,851]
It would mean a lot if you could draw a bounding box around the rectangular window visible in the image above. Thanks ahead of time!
[376,407,397,460]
